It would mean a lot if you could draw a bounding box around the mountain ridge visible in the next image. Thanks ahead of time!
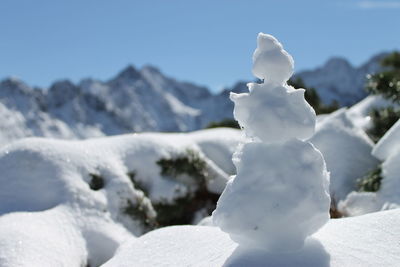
[0,52,391,144]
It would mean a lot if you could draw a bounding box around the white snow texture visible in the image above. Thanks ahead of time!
[0,128,241,266]
[104,209,400,267]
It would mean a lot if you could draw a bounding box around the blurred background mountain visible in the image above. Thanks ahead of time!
[0,51,390,144]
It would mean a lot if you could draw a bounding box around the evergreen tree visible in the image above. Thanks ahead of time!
[365,51,400,142]
[366,52,400,103]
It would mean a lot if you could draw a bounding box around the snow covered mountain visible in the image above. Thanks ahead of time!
[0,52,389,144]
[293,53,388,106]
[0,66,236,144]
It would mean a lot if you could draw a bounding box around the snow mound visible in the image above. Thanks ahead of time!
[339,117,400,216]
[213,140,330,251]
[188,128,244,175]
[0,129,242,266]
[231,83,315,143]
[0,206,129,267]
[104,209,400,267]
[378,150,400,205]
[372,119,400,161]
[338,191,384,216]
[310,109,379,201]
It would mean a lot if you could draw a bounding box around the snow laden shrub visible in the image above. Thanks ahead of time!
[125,149,220,228]
[127,171,150,196]
[124,198,157,231]
[365,52,400,142]
[124,171,157,230]
[357,165,383,192]
[155,149,219,226]
[212,33,330,252]
[366,51,400,103]
[366,107,400,143]
[157,149,207,186]
[205,118,240,129]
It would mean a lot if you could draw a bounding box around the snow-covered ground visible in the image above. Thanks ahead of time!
[103,209,400,267]
[0,128,243,266]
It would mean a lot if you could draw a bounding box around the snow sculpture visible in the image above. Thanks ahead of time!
[212,33,331,252]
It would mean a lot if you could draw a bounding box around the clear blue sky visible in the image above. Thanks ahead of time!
[1,0,399,92]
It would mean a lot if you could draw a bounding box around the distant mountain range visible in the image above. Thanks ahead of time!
[0,52,389,144]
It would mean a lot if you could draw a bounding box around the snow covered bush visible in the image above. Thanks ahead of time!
[212,33,330,252]
[366,51,400,103]
[310,109,379,202]
[366,107,400,142]
[0,129,242,265]
[357,165,383,192]
[339,118,400,216]
[152,149,220,226]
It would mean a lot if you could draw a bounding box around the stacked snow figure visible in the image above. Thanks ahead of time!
[212,33,331,252]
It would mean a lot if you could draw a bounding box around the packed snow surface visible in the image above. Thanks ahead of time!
[213,140,330,251]
[0,206,129,267]
[104,209,400,267]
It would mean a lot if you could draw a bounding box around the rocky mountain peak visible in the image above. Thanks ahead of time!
[113,65,142,82]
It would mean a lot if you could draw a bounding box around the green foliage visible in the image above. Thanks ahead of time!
[205,119,240,129]
[127,171,150,196]
[157,149,207,187]
[154,149,219,226]
[124,149,220,229]
[288,77,338,114]
[89,173,104,190]
[154,192,218,227]
[365,52,400,103]
[366,107,400,143]
[381,51,400,69]
[123,199,156,229]
[366,72,400,102]
[357,165,383,192]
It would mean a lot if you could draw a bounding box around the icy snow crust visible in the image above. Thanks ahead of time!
[213,33,330,252]
[104,209,400,267]
[0,128,242,266]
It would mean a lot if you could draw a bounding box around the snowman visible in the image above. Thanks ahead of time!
[212,33,330,252]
